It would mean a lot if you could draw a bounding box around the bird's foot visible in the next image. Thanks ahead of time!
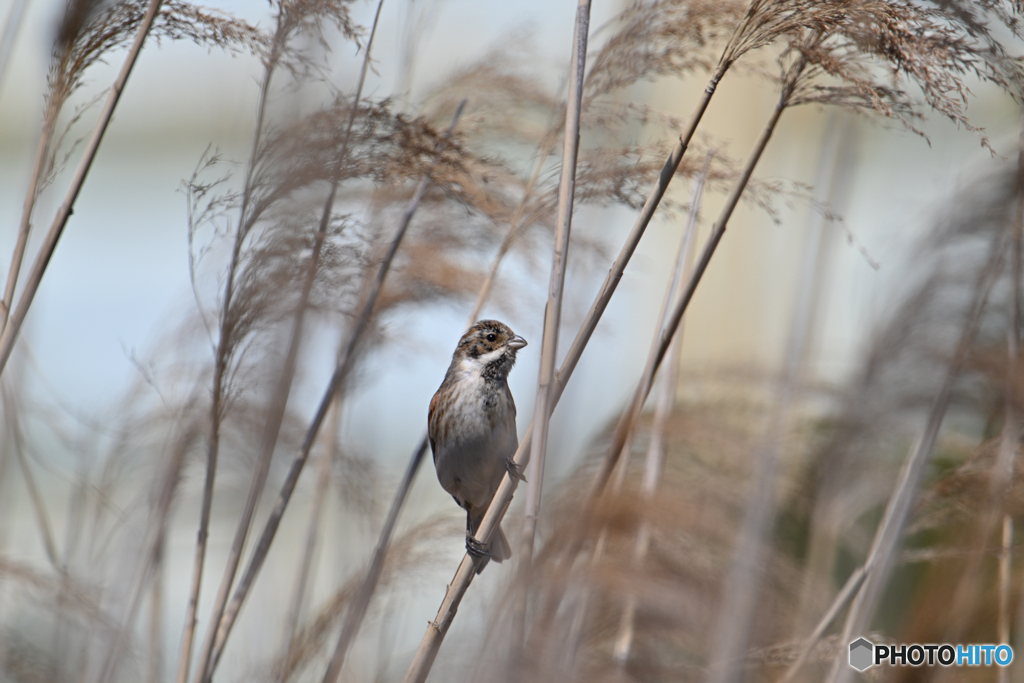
[466,533,490,558]
[466,533,492,574]
[506,457,527,483]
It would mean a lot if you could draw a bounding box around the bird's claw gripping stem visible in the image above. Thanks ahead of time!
[506,456,527,483]
[466,533,490,558]
[466,534,492,574]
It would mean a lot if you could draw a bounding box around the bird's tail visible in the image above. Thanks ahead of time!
[490,522,512,563]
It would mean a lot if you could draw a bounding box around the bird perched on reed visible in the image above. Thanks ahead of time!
[429,320,527,572]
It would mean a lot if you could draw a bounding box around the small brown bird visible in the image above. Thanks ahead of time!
[428,320,527,570]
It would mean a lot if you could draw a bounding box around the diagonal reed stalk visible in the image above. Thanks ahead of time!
[521,50,813,664]
[201,100,468,680]
[191,170,327,683]
[400,52,731,683]
[584,52,808,517]
[611,154,710,665]
[0,0,165,378]
[316,438,428,683]
[823,237,1006,683]
[280,392,340,683]
[781,566,867,683]
[316,132,562,683]
[3,107,54,335]
[190,3,387,681]
[3,0,67,336]
[513,0,592,650]
[566,153,711,669]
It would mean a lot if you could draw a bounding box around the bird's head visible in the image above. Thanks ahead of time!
[454,319,527,379]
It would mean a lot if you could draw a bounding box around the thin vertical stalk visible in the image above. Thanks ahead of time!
[149,531,165,683]
[791,113,857,636]
[707,102,825,683]
[0,0,29,95]
[401,57,728,683]
[191,173,329,683]
[318,438,429,683]
[0,0,45,334]
[825,239,1005,683]
[514,0,592,649]
[568,155,710,667]
[996,107,1024,683]
[203,101,467,679]
[2,109,53,334]
[55,417,97,682]
[999,518,1013,674]
[192,4,387,680]
[0,0,165,377]
[612,156,710,665]
[175,22,283,683]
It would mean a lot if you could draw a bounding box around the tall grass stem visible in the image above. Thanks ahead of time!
[176,13,282,681]
[0,0,165,378]
[611,154,710,665]
[514,0,592,650]
[194,3,389,680]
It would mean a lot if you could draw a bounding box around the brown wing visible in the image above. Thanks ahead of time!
[505,383,516,419]
[428,389,441,462]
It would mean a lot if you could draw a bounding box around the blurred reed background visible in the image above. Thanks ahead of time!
[0,1,1023,682]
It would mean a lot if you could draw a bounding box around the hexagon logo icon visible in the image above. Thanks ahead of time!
[849,637,874,671]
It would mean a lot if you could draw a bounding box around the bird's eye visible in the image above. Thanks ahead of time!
[486,333,497,342]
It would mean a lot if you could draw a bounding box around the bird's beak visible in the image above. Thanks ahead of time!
[508,335,527,350]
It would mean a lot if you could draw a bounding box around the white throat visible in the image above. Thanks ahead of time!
[458,347,505,375]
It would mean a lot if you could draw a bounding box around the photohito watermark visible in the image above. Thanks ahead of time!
[849,637,1014,671]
